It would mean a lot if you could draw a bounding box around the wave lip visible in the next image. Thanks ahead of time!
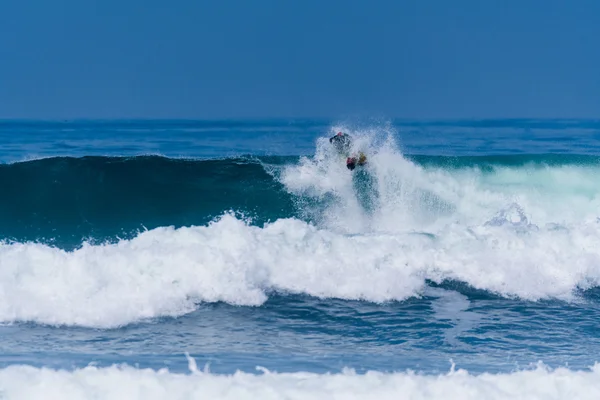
[0,359,599,400]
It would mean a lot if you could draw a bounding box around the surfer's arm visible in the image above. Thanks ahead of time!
[358,152,367,165]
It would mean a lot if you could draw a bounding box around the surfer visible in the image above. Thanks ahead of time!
[329,132,367,170]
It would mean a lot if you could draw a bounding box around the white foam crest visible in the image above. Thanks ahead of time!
[2,214,600,327]
[279,127,600,234]
[0,361,599,400]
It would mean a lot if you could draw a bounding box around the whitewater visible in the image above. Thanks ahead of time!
[2,119,600,399]
[2,358,600,400]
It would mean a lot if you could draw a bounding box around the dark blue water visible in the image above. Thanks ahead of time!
[2,119,600,398]
[3,119,600,162]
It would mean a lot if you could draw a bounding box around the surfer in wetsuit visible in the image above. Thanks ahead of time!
[329,132,367,170]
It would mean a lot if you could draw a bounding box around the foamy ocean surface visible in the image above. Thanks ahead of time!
[2,119,600,399]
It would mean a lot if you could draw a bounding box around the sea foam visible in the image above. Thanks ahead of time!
[1,211,600,327]
[0,358,598,400]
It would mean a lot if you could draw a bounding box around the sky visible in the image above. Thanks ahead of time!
[1,0,599,119]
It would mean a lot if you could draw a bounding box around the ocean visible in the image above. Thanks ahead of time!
[1,119,600,399]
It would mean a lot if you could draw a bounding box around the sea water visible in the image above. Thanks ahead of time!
[1,119,600,399]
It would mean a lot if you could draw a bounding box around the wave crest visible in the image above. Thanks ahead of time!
[2,214,600,327]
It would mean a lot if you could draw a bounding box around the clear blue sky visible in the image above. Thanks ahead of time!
[1,0,599,119]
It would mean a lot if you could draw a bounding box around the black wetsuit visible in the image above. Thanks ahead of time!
[329,134,352,155]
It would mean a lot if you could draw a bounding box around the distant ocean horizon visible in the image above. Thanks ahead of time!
[2,118,600,399]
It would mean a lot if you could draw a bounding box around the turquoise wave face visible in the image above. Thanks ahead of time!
[0,156,296,248]
[408,153,600,169]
